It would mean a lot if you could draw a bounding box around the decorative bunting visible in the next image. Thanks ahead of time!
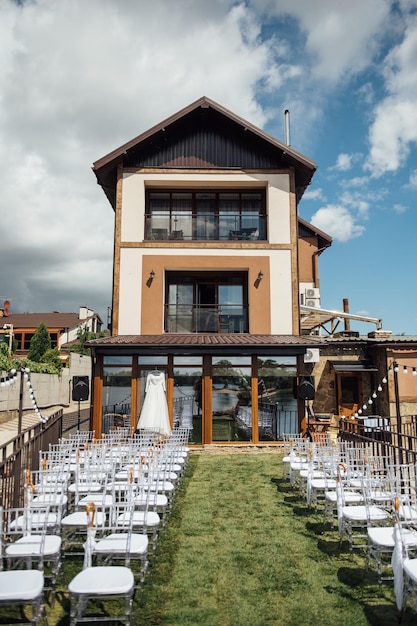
[0,366,45,423]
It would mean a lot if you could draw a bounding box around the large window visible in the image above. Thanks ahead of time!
[165,272,248,334]
[145,189,266,241]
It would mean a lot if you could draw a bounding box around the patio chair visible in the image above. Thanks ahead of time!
[68,503,135,625]
[0,505,46,625]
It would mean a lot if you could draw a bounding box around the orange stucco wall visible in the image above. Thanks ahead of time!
[141,254,271,335]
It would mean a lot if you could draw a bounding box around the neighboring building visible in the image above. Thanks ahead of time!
[1,304,103,358]
[88,96,330,443]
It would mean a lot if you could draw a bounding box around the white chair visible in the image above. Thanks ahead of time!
[92,501,149,586]
[341,476,391,550]
[0,569,46,625]
[3,504,62,592]
[68,503,134,625]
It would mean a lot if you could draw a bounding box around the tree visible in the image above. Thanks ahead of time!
[27,322,51,362]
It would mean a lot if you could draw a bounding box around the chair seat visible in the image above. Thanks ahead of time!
[32,493,68,506]
[61,511,106,527]
[68,482,102,493]
[368,526,417,548]
[78,494,114,507]
[400,504,417,521]
[94,532,148,555]
[137,493,168,508]
[0,570,44,601]
[117,511,160,528]
[325,490,363,504]
[311,479,337,490]
[10,511,59,531]
[5,534,61,558]
[342,505,389,522]
[68,566,134,595]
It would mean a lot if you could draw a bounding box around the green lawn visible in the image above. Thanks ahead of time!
[4,452,416,625]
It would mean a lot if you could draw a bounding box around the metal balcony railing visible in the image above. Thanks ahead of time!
[165,304,248,334]
[145,214,266,241]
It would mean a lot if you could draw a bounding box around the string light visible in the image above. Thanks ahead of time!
[346,358,416,421]
[0,366,45,424]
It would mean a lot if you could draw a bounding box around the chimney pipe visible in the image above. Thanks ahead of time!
[343,298,350,331]
[284,109,291,146]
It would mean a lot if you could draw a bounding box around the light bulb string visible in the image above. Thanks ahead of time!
[346,358,415,420]
[0,366,46,424]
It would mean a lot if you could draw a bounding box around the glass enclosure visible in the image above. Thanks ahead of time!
[102,357,132,434]
[173,359,203,445]
[257,357,298,441]
[212,358,252,442]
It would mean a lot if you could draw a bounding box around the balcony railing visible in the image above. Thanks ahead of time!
[145,214,266,241]
[165,304,248,334]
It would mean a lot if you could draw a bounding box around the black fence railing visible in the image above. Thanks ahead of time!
[0,409,63,509]
[339,414,417,465]
[165,304,248,334]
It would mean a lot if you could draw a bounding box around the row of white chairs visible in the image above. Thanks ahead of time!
[0,426,191,625]
[282,434,417,617]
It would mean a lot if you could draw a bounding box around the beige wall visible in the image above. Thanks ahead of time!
[115,168,297,336]
[121,170,291,244]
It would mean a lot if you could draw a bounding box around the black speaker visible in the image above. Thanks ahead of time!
[298,376,315,401]
[72,376,90,402]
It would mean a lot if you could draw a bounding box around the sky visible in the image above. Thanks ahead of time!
[0,0,416,335]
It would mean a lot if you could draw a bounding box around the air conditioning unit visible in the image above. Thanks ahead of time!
[305,287,320,299]
[304,348,320,363]
[306,299,318,307]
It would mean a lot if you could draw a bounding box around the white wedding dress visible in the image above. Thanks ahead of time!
[137,371,171,435]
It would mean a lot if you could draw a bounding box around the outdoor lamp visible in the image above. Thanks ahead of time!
[257,271,264,281]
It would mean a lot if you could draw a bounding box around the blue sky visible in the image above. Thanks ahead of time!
[0,0,416,334]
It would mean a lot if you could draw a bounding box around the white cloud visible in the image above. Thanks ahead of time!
[408,170,417,187]
[252,0,392,81]
[0,0,285,315]
[310,205,365,242]
[302,188,324,201]
[334,153,353,171]
[365,14,417,176]
[393,203,408,213]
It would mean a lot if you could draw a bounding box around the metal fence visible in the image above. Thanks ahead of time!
[0,407,91,509]
[339,414,417,465]
[0,410,63,509]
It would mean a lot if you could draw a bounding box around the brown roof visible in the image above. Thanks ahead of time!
[298,216,332,251]
[93,96,317,209]
[2,311,99,331]
[87,333,324,355]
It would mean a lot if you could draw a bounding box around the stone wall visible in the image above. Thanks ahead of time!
[0,353,91,417]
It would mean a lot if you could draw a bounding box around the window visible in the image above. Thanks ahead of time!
[145,189,266,241]
[165,271,248,333]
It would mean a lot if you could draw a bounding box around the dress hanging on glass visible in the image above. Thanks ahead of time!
[137,371,171,435]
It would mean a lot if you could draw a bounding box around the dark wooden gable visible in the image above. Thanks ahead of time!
[93,97,316,209]
[125,106,287,170]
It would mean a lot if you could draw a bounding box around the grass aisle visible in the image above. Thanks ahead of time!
[137,453,416,626]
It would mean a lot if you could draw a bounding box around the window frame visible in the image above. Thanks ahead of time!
[145,188,266,241]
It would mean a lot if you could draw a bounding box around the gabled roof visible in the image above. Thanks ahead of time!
[2,311,102,331]
[93,96,317,208]
[298,216,332,252]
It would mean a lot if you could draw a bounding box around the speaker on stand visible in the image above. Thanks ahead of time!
[72,376,90,430]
